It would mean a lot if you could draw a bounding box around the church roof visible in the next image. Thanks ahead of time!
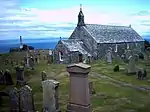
[84,24,144,43]
[61,39,91,56]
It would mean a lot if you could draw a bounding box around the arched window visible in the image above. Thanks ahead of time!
[59,51,63,61]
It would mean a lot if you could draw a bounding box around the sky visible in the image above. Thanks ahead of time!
[0,0,150,40]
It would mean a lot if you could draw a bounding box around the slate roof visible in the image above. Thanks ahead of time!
[84,24,144,43]
[61,39,91,56]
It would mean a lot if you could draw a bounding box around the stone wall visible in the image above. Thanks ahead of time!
[53,41,68,64]
[70,26,97,55]
[97,41,144,58]
[54,40,91,64]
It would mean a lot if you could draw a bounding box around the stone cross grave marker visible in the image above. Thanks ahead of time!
[19,85,35,112]
[42,80,56,112]
[67,63,92,112]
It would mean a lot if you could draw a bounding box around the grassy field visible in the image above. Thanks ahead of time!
[0,52,150,112]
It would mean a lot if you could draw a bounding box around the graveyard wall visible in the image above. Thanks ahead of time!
[97,41,144,58]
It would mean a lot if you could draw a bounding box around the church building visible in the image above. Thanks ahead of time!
[54,5,144,64]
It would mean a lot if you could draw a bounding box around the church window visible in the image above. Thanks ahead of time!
[127,43,129,49]
[59,51,63,61]
[115,44,118,52]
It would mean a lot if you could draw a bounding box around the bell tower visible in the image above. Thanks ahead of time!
[77,4,85,26]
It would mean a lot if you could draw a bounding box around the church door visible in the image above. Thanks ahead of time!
[79,54,83,62]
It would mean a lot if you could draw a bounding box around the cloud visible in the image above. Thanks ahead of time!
[0,1,150,40]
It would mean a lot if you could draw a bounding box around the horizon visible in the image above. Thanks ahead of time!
[0,0,150,40]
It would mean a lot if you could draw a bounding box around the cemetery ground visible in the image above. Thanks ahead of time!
[0,53,150,112]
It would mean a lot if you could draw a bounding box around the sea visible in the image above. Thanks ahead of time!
[0,37,68,54]
[0,36,149,54]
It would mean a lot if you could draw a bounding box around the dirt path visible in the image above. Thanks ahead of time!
[90,72,150,92]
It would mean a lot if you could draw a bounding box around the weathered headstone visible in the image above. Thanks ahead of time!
[113,53,121,64]
[124,49,132,60]
[9,87,19,111]
[134,54,139,63]
[42,80,56,112]
[87,56,91,64]
[127,55,136,74]
[4,69,14,85]
[121,54,125,60]
[41,71,47,81]
[106,50,112,64]
[24,56,30,68]
[29,57,35,70]
[47,55,53,65]
[19,85,35,112]
[0,70,5,84]
[67,63,92,112]
[35,55,39,63]
[15,66,26,85]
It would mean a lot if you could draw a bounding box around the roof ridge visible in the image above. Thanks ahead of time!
[85,24,130,28]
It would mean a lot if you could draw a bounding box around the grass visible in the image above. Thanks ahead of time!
[0,52,150,112]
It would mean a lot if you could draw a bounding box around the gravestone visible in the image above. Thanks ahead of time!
[143,52,148,60]
[114,53,121,64]
[134,54,139,63]
[47,55,53,65]
[9,87,19,111]
[124,49,132,60]
[29,57,35,70]
[24,56,30,68]
[67,63,92,112]
[106,50,112,64]
[121,54,125,60]
[87,56,91,64]
[42,80,56,112]
[0,70,5,84]
[15,66,26,85]
[19,85,35,112]
[41,71,47,81]
[35,55,39,63]
[127,55,136,74]
[4,69,14,85]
